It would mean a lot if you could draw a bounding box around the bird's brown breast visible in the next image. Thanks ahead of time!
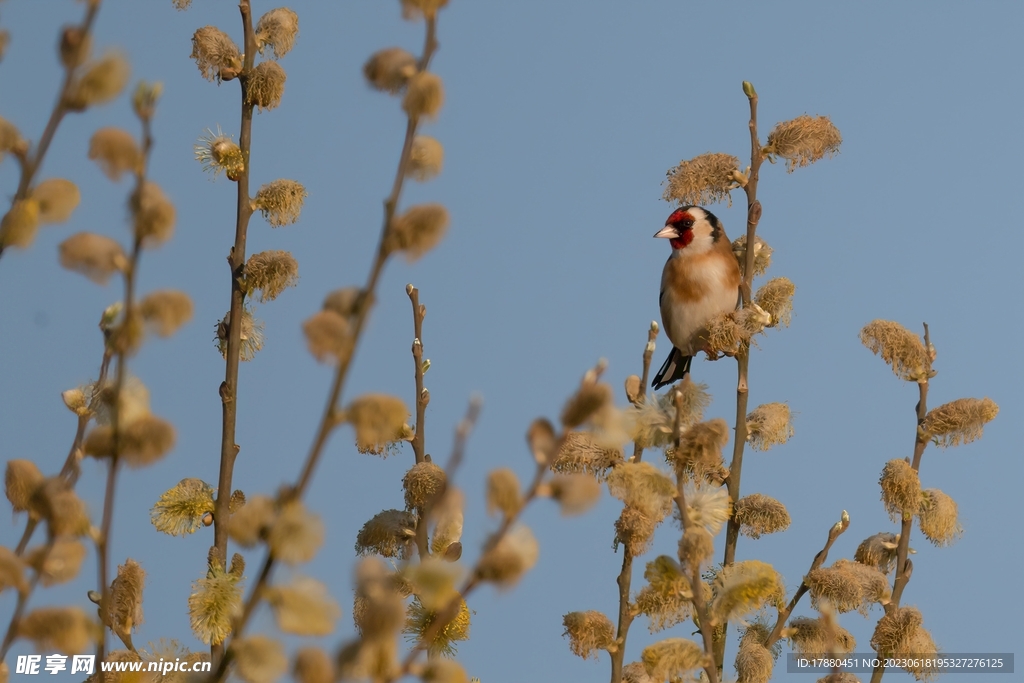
[663,249,740,303]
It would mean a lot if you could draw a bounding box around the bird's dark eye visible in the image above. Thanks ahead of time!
[681,220,694,229]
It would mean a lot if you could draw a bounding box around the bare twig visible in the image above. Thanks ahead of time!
[764,512,850,648]
[408,284,428,465]
[630,323,658,463]
[408,284,431,558]
[412,397,483,562]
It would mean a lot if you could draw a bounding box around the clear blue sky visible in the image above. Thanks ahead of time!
[1,1,1021,681]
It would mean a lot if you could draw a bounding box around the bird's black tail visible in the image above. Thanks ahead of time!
[652,348,692,390]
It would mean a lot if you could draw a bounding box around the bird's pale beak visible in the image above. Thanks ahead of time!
[654,225,679,239]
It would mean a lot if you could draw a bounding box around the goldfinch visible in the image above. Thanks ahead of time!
[652,206,741,389]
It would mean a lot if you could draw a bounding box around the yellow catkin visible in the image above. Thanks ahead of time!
[917,489,961,546]
[32,179,80,223]
[65,52,130,109]
[754,277,795,328]
[402,72,444,119]
[641,639,706,681]
[764,115,842,171]
[922,397,999,447]
[363,47,417,93]
[254,8,299,58]
[6,459,44,512]
[246,60,287,111]
[879,459,921,521]
[403,461,446,509]
[59,232,127,284]
[745,403,793,451]
[387,203,449,261]
[0,199,41,249]
[253,179,306,227]
[244,250,299,302]
[475,526,538,587]
[486,468,522,518]
[293,648,334,683]
[139,290,193,337]
[190,26,242,81]
[859,320,929,382]
[408,136,444,180]
[562,611,615,660]
[662,153,741,206]
[734,493,791,538]
[89,127,141,180]
[264,576,340,636]
[150,478,216,537]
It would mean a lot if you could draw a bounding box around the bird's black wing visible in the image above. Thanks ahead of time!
[652,347,692,389]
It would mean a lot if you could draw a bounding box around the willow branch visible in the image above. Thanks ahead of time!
[396,454,548,680]
[408,285,428,465]
[408,285,430,558]
[716,82,765,672]
[292,12,438,499]
[207,17,442,683]
[0,537,54,660]
[870,323,932,683]
[630,324,658,463]
[0,1,102,262]
[610,325,657,683]
[10,345,111,565]
[211,4,257,643]
[666,388,720,683]
[412,397,481,562]
[764,513,850,649]
[96,112,153,678]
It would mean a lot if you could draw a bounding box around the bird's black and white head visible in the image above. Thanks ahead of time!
[653,206,724,254]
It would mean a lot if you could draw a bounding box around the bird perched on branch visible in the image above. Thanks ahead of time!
[652,206,741,389]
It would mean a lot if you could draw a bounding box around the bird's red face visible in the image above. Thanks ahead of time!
[654,208,697,250]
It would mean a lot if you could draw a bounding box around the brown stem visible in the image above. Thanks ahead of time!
[396,457,549,680]
[413,398,482,564]
[11,346,113,560]
[667,389,720,683]
[764,513,850,648]
[0,1,102,262]
[210,1,256,663]
[212,0,256,576]
[408,285,428,465]
[59,348,112,484]
[870,324,931,683]
[94,109,154,681]
[292,12,438,500]
[207,17,442,683]
[5,342,110,662]
[13,520,37,557]
[0,538,54,660]
[716,83,765,672]
[608,551,635,683]
[610,324,658,682]
[630,323,658,463]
